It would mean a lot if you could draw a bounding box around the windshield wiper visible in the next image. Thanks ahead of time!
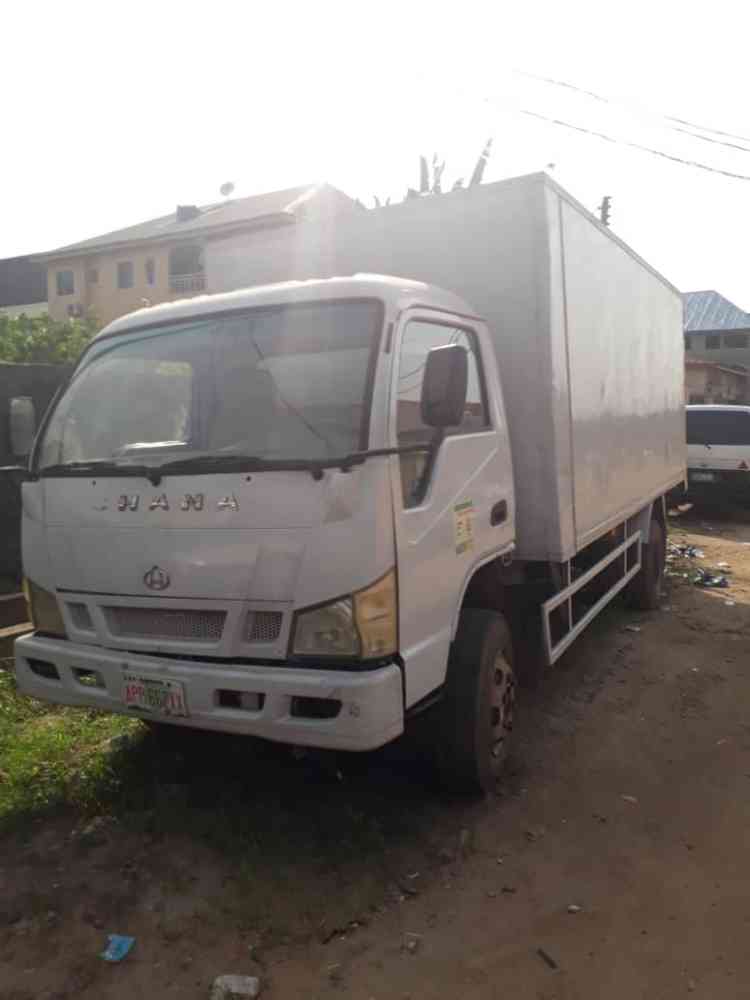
[154,445,431,481]
[38,460,165,486]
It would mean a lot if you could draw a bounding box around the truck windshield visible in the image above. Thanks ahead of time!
[37,301,381,471]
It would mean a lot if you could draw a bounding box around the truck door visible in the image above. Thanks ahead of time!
[390,311,514,708]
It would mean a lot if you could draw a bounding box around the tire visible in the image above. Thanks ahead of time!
[435,609,517,794]
[510,603,546,690]
[626,516,666,611]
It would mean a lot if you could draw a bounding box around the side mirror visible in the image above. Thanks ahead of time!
[421,344,468,428]
[9,396,36,459]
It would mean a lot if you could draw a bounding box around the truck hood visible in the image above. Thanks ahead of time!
[31,469,382,602]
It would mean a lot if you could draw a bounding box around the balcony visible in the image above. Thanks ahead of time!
[169,272,206,294]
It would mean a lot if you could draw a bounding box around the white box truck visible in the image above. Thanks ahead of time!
[11,174,685,791]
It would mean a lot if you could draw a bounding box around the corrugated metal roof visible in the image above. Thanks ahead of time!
[37,184,354,260]
[683,290,750,332]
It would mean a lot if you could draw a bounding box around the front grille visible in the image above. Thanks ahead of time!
[246,611,283,643]
[105,606,226,642]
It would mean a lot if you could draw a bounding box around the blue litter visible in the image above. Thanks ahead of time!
[100,934,135,962]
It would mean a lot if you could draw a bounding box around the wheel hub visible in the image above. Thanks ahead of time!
[490,651,515,758]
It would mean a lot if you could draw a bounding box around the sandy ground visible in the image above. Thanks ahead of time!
[2,506,750,999]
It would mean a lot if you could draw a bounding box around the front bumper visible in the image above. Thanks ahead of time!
[13,634,404,752]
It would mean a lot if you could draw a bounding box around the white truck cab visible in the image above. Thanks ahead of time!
[15,276,514,784]
[13,175,685,792]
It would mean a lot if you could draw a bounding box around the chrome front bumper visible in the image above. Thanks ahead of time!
[14,634,404,752]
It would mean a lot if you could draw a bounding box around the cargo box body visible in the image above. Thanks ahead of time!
[208,173,686,562]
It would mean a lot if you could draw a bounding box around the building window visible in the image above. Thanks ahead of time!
[724,333,748,349]
[396,320,490,507]
[684,335,692,351]
[86,267,98,284]
[706,334,721,350]
[145,258,156,286]
[117,261,134,289]
[56,270,74,296]
[168,244,205,293]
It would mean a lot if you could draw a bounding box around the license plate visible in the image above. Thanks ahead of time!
[122,673,188,717]
[690,471,716,483]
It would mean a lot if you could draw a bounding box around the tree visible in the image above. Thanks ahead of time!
[0,313,98,365]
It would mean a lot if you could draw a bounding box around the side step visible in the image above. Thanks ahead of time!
[542,530,642,666]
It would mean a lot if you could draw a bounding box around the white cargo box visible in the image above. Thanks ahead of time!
[208,173,686,562]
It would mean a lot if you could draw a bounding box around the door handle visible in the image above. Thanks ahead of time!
[490,500,508,526]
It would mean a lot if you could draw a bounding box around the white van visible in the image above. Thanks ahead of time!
[686,404,750,500]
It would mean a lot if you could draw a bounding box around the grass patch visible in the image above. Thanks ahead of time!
[0,666,141,832]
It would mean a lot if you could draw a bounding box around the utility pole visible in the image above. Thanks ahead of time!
[598,195,612,227]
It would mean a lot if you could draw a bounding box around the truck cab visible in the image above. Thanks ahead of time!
[15,275,516,788]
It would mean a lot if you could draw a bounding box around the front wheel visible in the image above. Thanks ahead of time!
[435,609,517,794]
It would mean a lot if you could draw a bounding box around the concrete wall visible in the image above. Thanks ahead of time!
[0,362,71,587]
[0,301,48,319]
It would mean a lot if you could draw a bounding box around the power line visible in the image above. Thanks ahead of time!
[507,104,750,182]
[669,125,750,154]
[665,115,750,146]
[514,69,750,152]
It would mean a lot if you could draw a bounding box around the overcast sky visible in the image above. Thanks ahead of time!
[3,0,748,308]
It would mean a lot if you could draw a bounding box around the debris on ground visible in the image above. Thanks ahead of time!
[724,600,736,607]
[692,569,729,589]
[621,795,639,805]
[623,625,642,633]
[326,964,343,983]
[100,934,135,963]
[210,974,262,999]
[537,947,559,970]
[567,904,582,914]
[501,885,517,894]
[668,543,705,560]
[403,932,422,954]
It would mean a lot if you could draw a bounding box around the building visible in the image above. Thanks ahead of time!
[35,184,358,327]
[684,290,750,367]
[0,256,47,318]
[685,359,749,404]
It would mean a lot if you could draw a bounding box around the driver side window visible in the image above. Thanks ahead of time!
[396,320,488,507]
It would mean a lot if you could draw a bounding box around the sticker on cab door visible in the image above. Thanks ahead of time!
[453,500,475,555]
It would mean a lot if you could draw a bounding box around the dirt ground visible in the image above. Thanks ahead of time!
[2,506,750,1000]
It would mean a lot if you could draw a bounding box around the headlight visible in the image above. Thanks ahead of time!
[23,578,67,638]
[292,569,398,659]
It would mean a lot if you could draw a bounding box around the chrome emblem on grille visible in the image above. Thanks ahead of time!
[149,493,170,511]
[180,493,205,511]
[144,565,170,590]
[116,493,239,513]
[217,494,240,512]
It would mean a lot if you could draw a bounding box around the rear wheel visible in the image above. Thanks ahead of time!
[626,515,666,611]
[435,609,516,794]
